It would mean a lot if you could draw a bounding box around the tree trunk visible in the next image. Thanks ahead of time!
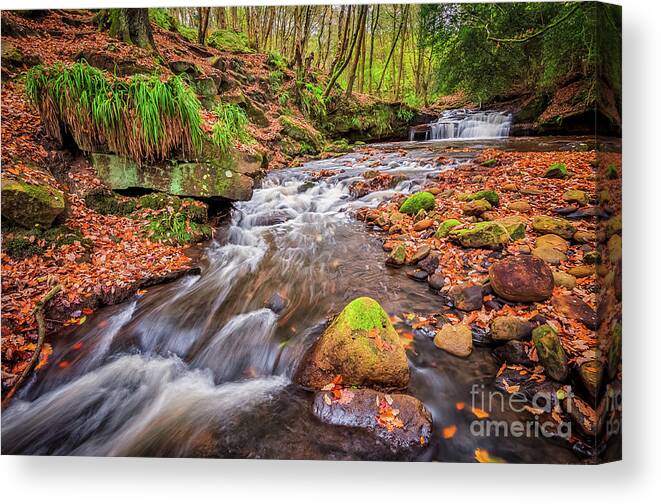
[368,5,379,95]
[197,7,210,45]
[107,8,155,50]
[345,7,367,97]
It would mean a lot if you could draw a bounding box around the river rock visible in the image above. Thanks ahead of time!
[568,265,595,278]
[508,200,532,213]
[399,191,435,215]
[406,269,428,282]
[386,244,406,267]
[577,359,604,400]
[563,395,597,437]
[608,234,622,263]
[312,388,432,453]
[91,153,255,201]
[492,340,534,366]
[449,284,483,312]
[298,297,409,389]
[463,199,491,216]
[413,219,434,231]
[408,244,430,264]
[562,189,588,206]
[496,215,527,240]
[544,162,568,179]
[532,325,569,382]
[435,219,461,238]
[417,252,440,274]
[573,230,597,244]
[535,234,569,252]
[490,316,534,341]
[583,251,601,265]
[532,246,567,265]
[489,255,554,302]
[266,292,288,313]
[427,273,445,290]
[433,324,472,357]
[552,293,597,329]
[466,190,499,207]
[502,183,518,192]
[553,270,577,289]
[450,221,509,249]
[532,216,576,239]
[1,175,65,228]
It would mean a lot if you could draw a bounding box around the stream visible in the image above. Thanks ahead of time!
[2,137,592,462]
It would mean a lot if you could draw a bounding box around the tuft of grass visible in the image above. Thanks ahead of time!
[24,62,204,163]
[210,102,251,153]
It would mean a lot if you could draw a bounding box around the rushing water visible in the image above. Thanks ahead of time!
[410,109,512,141]
[2,137,592,462]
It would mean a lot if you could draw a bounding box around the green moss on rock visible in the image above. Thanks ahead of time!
[435,219,461,238]
[466,190,499,207]
[544,162,568,179]
[1,177,65,228]
[450,221,509,249]
[399,191,435,215]
[532,324,569,382]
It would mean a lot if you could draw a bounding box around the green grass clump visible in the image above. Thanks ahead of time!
[399,191,436,215]
[278,91,291,107]
[24,62,205,163]
[211,102,251,153]
[207,29,253,53]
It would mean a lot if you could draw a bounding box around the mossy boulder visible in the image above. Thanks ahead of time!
[399,191,435,215]
[532,215,576,239]
[532,325,569,382]
[553,270,576,289]
[544,162,568,179]
[279,116,323,153]
[386,243,407,267]
[91,153,254,201]
[435,219,461,238]
[298,297,409,389]
[466,190,499,207]
[496,215,527,240]
[463,199,491,216]
[450,221,509,249]
[1,177,65,228]
[562,189,588,206]
[85,193,137,216]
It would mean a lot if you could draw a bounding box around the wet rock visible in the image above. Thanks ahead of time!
[399,191,435,215]
[577,360,604,400]
[312,388,432,454]
[568,265,595,278]
[435,219,461,238]
[535,234,569,253]
[386,244,406,268]
[562,189,588,206]
[606,215,622,238]
[427,273,445,290]
[408,244,431,264]
[490,316,534,341]
[496,215,527,240]
[413,219,434,231]
[406,269,428,282]
[532,325,569,382]
[433,324,472,357]
[532,246,567,265]
[583,251,601,265]
[502,183,518,192]
[297,181,316,193]
[1,175,65,228]
[266,292,288,313]
[449,284,483,312]
[553,271,577,289]
[489,255,554,302]
[466,190,499,207]
[251,210,294,226]
[298,297,409,389]
[566,207,609,220]
[492,340,534,366]
[463,199,491,216]
[532,216,576,240]
[417,252,440,274]
[544,162,568,179]
[553,205,579,215]
[552,293,597,329]
[508,200,532,213]
[521,187,544,196]
[608,234,622,263]
[450,221,509,249]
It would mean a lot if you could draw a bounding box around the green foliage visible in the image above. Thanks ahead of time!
[266,50,287,70]
[24,62,205,163]
[207,29,253,53]
[149,8,177,31]
[269,70,284,93]
[211,102,251,153]
[3,225,92,260]
[278,91,291,107]
[396,106,415,122]
[295,80,328,119]
[176,24,196,43]
[420,2,621,103]
[146,208,211,245]
[85,193,137,215]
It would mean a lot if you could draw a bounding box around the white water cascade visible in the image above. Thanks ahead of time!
[410,108,512,141]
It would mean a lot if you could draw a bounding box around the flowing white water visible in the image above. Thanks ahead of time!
[410,109,512,141]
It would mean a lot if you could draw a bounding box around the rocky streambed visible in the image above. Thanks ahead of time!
[1,137,621,463]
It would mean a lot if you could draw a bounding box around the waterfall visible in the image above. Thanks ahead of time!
[410,109,512,141]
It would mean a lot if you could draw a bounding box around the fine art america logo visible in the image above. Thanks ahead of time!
[468,384,622,440]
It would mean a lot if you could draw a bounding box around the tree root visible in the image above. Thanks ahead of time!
[2,284,62,408]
